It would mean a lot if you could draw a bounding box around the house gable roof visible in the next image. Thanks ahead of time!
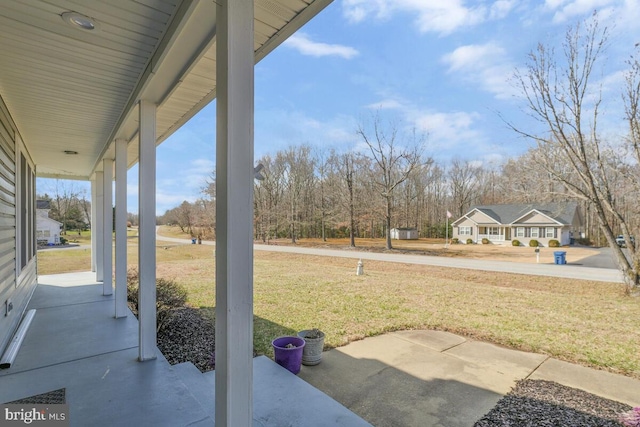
[36,215,62,227]
[511,209,562,225]
[451,208,500,226]
[457,202,579,226]
[36,200,51,210]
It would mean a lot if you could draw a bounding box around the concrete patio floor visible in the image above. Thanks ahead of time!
[299,330,640,426]
[0,272,370,427]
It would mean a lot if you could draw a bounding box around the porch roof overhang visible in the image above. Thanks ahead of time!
[0,0,331,180]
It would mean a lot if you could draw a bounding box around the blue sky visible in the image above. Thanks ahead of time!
[37,0,640,215]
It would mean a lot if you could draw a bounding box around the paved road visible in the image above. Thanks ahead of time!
[155,231,623,283]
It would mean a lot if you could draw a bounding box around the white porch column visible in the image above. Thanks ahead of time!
[138,99,157,361]
[115,138,128,318]
[215,0,254,425]
[90,179,97,273]
[95,171,104,282]
[103,159,114,296]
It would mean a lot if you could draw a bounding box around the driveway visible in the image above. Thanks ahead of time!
[571,246,618,269]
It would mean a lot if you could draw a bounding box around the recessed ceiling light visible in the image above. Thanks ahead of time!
[64,150,79,155]
[61,12,97,31]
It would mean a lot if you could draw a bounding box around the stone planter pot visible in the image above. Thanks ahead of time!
[297,329,325,366]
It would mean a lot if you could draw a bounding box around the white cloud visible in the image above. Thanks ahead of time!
[413,111,483,147]
[441,42,516,99]
[190,158,215,174]
[442,43,506,72]
[255,109,360,158]
[365,99,404,110]
[490,0,516,19]
[361,97,487,151]
[342,0,515,35]
[544,0,615,22]
[127,183,138,196]
[283,33,359,59]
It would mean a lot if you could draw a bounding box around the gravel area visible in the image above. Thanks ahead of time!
[157,307,215,373]
[475,379,631,426]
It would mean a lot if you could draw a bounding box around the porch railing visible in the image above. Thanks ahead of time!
[478,234,506,242]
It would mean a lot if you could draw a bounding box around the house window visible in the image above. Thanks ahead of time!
[531,227,539,238]
[546,227,555,238]
[459,226,472,235]
[487,227,500,235]
[516,227,524,238]
[18,151,36,274]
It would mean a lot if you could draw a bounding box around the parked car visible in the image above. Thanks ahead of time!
[616,235,635,248]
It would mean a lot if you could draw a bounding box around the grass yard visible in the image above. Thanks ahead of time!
[37,241,640,379]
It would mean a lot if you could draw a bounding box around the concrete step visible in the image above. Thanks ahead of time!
[172,358,371,426]
[172,362,215,419]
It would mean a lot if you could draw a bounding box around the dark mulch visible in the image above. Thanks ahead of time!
[7,388,66,404]
[157,307,215,373]
[475,379,631,427]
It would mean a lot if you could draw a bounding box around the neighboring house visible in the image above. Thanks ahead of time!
[36,200,62,245]
[390,227,419,240]
[452,202,583,246]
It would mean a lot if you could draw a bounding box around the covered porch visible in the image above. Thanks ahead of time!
[0,0,344,425]
[477,226,510,244]
[0,272,368,426]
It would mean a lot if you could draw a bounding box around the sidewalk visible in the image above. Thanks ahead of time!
[299,330,640,427]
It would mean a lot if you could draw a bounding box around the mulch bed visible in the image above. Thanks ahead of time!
[157,307,215,373]
[475,379,632,426]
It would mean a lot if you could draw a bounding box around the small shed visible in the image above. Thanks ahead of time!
[390,228,419,240]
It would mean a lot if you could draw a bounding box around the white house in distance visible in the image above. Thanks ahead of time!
[36,200,62,245]
[452,202,583,247]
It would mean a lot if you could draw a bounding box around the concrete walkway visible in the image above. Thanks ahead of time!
[299,330,640,427]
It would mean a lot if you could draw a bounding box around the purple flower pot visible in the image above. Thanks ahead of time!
[271,336,305,375]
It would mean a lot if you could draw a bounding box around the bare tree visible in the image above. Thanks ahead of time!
[358,114,423,249]
[176,201,195,235]
[510,12,640,292]
[279,145,315,243]
[448,158,482,217]
[338,151,359,247]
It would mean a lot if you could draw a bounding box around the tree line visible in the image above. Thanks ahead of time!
[158,137,613,249]
[161,12,640,291]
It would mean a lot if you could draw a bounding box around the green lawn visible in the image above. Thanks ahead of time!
[37,241,640,379]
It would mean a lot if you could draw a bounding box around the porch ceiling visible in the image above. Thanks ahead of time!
[0,0,331,180]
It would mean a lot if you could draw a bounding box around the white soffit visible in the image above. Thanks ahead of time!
[0,0,332,180]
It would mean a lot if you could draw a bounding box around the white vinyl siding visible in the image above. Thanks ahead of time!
[0,96,38,356]
[0,105,16,308]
